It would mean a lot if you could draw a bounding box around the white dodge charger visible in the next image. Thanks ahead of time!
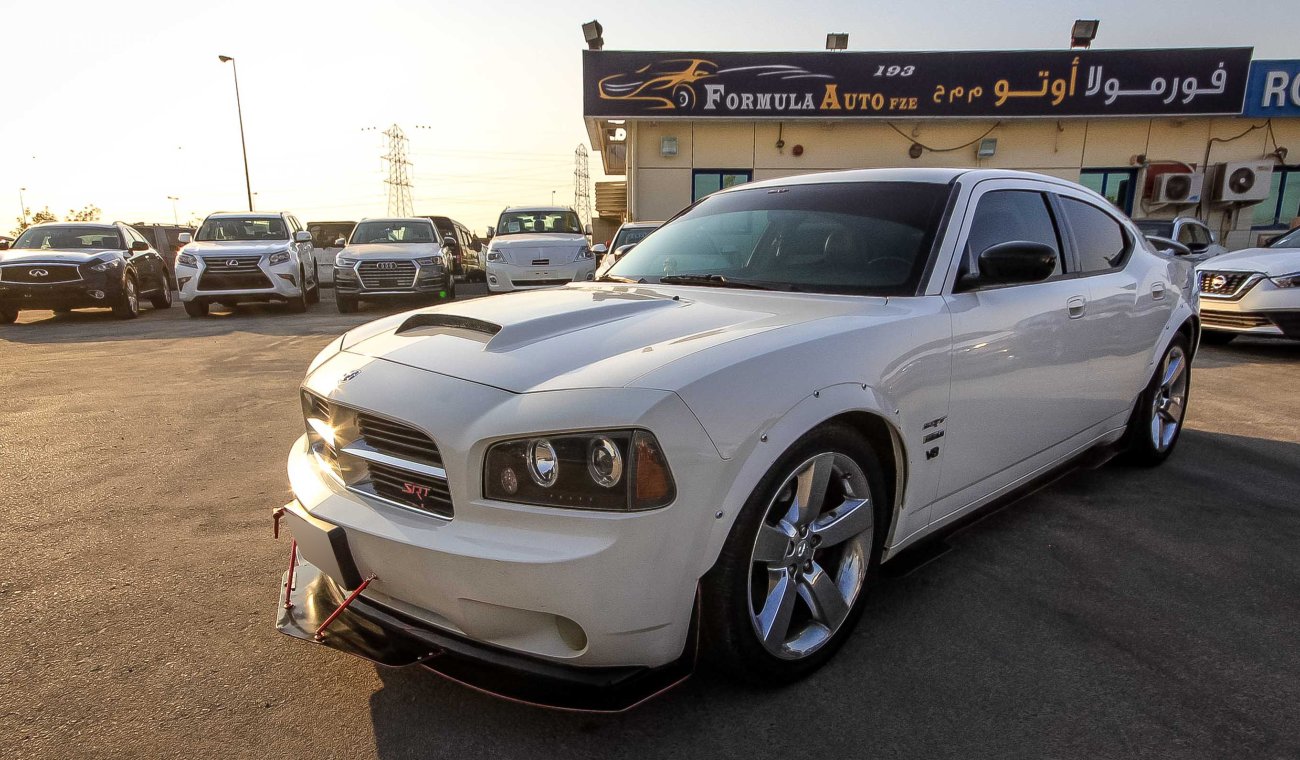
[276,169,1198,710]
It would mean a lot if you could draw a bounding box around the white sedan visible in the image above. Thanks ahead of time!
[1195,227,1300,343]
[275,169,1197,710]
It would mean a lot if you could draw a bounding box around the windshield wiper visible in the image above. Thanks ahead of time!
[658,274,778,291]
[596,274,640,283]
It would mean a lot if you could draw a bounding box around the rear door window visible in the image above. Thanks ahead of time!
[1059,198,1129,272]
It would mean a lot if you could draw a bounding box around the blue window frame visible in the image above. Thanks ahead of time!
[1079,168,1137,215]
[1251,167,1300,229]
[692,170,752,202]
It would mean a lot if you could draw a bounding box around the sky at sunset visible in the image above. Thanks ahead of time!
[1,0,1294,234]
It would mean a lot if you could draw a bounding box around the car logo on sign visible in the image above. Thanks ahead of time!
[226,259,240,267]
[1210,274,1228,290]
[29,269,49,277]
[339,370,361,385]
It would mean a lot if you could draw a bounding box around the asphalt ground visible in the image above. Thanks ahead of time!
[1,287,1297,759]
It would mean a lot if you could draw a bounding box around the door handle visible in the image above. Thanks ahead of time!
[1066,295,1087,319]
[1151,283,1166,300]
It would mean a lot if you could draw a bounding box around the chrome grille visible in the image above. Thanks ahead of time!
[356,413,443,466]
[1201,310,1272,329]
[1198,270,1258,299]
[363,461,453,518]
[357,260,417,290]
[202,255,263,273]
[0,264,81,284]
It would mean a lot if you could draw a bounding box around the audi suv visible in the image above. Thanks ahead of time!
[333,217,454,313]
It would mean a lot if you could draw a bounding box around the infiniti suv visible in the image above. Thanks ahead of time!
[333,217,455,313]
[174,212,320,317]
[484,206,595,292]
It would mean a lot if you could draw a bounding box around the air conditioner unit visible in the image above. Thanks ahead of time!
[1151,172,1203,205]
[1212,160,1273,203]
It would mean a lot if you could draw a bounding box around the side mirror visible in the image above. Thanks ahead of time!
[614,243,637,259]
[0,240,9,250]
[131,240,149,252]
[294,230,312,243]
[584,223,593,236]
[1146,235,1192,257]
[333,237,347,247]
[486,226,495,238]
[591,243,608,255]
[443,235,458,248]
[178,232,192,244]
[960,241,1057,290]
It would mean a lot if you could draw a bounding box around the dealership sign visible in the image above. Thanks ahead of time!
[583,48,1253,119]
[1242,60,1300,117]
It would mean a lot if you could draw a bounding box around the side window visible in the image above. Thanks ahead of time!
[1060,197,1129,272]
[964,190,1064,279]
[1190,223,1211,248]
[1176,223,1197,246]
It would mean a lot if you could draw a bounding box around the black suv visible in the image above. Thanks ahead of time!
[0,222,173,323]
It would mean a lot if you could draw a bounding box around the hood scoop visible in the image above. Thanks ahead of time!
[396,313,502,338]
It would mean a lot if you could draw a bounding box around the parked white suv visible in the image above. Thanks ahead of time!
[484,206,596,292]
[175,212,319,317]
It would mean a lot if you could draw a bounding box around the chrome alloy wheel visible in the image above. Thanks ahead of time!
[747,452,873,660]
[1150,344,1188,452]
[126,279,138,313]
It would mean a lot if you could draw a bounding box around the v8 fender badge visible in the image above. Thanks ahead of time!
[338,370,361,386]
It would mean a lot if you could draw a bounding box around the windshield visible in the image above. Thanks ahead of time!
[496,210,582,235]
[613,226,657,250]
[606,182,952,296]
[13,225,122,250]
[196,217,288,241]
[1268,227,1300,249]
[1135,220,1174,238]
[349,220,435,244]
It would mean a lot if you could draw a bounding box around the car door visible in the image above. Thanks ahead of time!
[288,216,315,286]
[1055,192,1170,425]
[122,225,162,289]
[936,182,1096,518]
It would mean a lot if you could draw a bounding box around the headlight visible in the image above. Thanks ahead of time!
[487,250,504,263]
[335,254,357,267]
[176,252,198,268]
[1269,272,1300,288]
[267,250,292,266]
[577,245,593,260]
[415,255,444,266]
[89,257,122,272]
[484,430,675,511]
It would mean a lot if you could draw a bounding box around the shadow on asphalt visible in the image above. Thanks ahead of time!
[1193,336,1300,368]
[362,428,1299,759]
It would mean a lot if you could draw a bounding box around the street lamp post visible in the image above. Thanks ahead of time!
[167,196,180,225]
[218,55,254,212]
[18,187,27,227]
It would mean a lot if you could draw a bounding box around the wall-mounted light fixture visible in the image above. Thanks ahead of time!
[826,33,849,51]
[1070,19,1099,49]
[977,138,998,159]
[582,20,604,50]
[660,136,678,157]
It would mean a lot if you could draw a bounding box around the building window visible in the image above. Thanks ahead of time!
[1079,169,1136,214]
[1252,167,1300,228]
[692,170,752,202]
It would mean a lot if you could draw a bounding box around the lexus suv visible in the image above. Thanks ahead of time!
[0,221,172,322]
[333,217,454,313]
[276,169,1198,710]
[174,212,319,317]
[484,206,595,292]
[1195,225,1300,343]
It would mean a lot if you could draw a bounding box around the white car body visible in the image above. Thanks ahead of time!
[279,169,1196,697]
[485,206,596,292]
[1195,245,1300,339]
[175,212,317,307]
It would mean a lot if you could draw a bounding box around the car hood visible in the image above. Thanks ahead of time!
[183,240,292,256]
[0,249,119,265]
[340,242,439,259]
[1196,247,1300,276]
[338,283,884,393]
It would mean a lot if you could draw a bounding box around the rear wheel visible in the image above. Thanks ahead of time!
[149,273,173,309]
[306,263,321,304]
[337,295,358,314]
[0,307,16,324]
[702,424,885,684]
[1120,335,1190,466]
[1200,330,1236,346]
[113,276,140,320]
[183,299,209,318]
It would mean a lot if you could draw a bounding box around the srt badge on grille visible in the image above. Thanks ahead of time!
[402,482,432,500]
[1210,275,1228,290]
[29,269,49,277]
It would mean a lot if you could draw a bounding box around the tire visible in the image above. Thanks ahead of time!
[445,275,457,301]
[306,263,321,304]
[1119,334,1191,467]
[149,273,173,310]
[0,307,16,324]
[336,295,358,314]
[1200,330,1236,346]
[112,276,140,320]
[701,423,886,685]
[286,269,309,313]
[183,299,209,318]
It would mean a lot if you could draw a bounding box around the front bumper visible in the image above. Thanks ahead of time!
[1199,279,1300,338]
[486,259,596,292]
[0,270,124,310]
[275,526,696,711]
[333,262,449,298]
[175,260,303,303]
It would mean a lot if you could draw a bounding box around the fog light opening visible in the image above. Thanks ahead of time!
[555,615,587,652]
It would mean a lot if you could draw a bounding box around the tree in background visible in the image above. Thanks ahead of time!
[11,205,99,236]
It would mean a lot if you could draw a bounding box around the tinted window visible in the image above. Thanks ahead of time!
[196,217,288,241]
[350,220,435,244]
[1189,223,1211,248]
[1135,220,1173,238]
[13,225,123,250]
[1060,198,1128,272]
[965,191,1063,278]
[608,181,951,296]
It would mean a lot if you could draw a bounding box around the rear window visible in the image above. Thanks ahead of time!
[1060,198,1129,272]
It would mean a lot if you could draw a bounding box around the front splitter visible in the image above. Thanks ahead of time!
[275,559,696,712]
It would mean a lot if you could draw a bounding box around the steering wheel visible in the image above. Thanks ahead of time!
[863,256,912,282]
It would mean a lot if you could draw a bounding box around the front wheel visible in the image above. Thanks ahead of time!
[286,270,309,314]
[336,295,358,314]
[701,424,885,684]
[113,277,140,320]
[306,264,321,304]
[183,300,209,318]
[1120,335,1190,466]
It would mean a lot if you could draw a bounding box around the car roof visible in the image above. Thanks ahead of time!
[502,206,575,213]
[356,217,434,224]
[24,221,120,229]
[205,212,287,219]
[621,221,662,228]
[721,167,1087,195]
